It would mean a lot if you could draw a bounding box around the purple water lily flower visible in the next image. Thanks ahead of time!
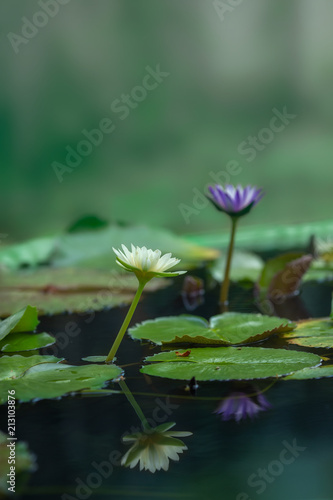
[208,184,264,217]
[214,390,271,422]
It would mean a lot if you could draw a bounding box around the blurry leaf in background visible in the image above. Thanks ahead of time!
[256,253,313,314]
[0,237,56,271]
[0,224,219,272]
[0,268,169,317]
[51,224,219,269]
[210,250,264,284]
[140,347,321,382]
[185,220,333,252]
[67,215,109,233]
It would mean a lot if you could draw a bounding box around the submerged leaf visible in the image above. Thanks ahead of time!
[129,313,295,346]
[140,347,321,381]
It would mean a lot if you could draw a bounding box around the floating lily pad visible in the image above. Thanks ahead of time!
[210,251,264,284]
[129,313,295,346]
[52,224,218,269]
[0,237,56,271]
[0,306,39,341]
[0,354,62,380]
[140,347,321,381]
[0,332,55,352]
[185,219,333,252]
[82,355,107,363]
[0,268,168,317]
[0,354,122,404]
[282,318,333,348]
[284,365,333,380]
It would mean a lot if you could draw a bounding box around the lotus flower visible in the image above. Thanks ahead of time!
[113,244,186,278]
[208,184,264,217]
[206,184,264,311]
[215,389,271,422]
[105,245,186,362]
[121,422,192,473]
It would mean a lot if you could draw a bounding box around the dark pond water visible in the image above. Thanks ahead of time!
[1,272,333,500]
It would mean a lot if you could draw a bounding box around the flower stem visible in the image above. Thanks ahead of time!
[220,217,238,312]
[105,280,146,363]
[118,379,150,430]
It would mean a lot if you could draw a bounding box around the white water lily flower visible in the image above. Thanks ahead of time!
[112,244,186,278]
[121,422,192,473]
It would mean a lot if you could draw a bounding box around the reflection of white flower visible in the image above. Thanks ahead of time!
[113,244,186,278]
[121,422,192,473]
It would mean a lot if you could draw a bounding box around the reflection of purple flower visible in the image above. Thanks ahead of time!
[215,391,271,422]
[208,185,264,217]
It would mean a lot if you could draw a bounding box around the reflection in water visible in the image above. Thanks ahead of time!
[119,379,192,473]
[121,422,192,473]
[214,384,272,422]
[181,275,205,311]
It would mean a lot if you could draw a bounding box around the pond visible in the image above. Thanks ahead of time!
[3,273,333,500]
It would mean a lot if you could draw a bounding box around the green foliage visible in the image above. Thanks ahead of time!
[0,306,39,341]
[210,250,264,284]
[0,355,122,404]
[284,365,333,380]
[140,347,321,381]
[185,219,333,252]
[129,312,295,346]
[283,318,333,348]
[0,268,168,317]
[0,332,55,353]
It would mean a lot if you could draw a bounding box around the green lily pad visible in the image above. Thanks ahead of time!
[0,268,168,317]
[82,355,107,363]
[140,347,321,381]
[0,354,62,380]
[284,365,333,380]
[0,306,39,341]
[210,250,264,284]
[0,355,122,404]
[52,225,218,270]
[185,219,333,252]
[129,313,295,346]
[0,332,55,352]
[282,318,333,348]
[0,224,218,272]
[0,237,56,271]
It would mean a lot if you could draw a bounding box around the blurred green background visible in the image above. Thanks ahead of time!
[1,0,333,242]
